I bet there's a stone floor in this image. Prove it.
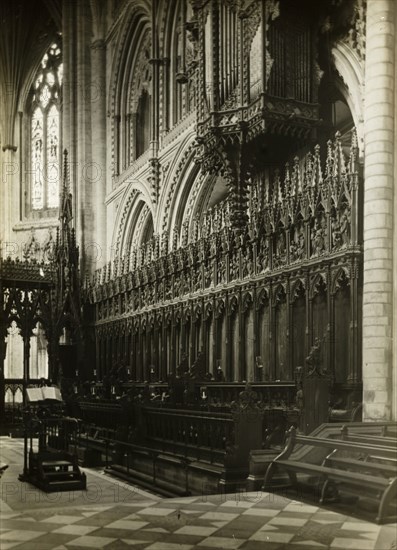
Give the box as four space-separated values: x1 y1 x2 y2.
0 437 396 549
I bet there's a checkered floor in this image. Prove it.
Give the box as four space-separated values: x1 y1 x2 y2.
1 437 396 549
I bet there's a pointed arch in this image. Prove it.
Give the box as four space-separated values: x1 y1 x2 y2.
332 42 364 155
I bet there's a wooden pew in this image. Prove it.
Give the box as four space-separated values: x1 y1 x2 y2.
324 453 396 479
263 426 397 524
340 425 397 448
383 424 397 438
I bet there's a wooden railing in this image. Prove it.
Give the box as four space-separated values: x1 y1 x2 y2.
143 406 234 464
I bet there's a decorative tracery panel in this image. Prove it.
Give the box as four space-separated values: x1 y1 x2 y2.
88 131 362 398
29 38 62 212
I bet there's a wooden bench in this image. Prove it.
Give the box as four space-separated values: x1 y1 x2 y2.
324 454 396 479
341 425 397 448
383 424 397 438
263 426 397 524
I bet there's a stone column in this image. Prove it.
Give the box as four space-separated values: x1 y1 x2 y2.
90 39 107 271
393 2 397 421
0 329 7 425
363 0 395 420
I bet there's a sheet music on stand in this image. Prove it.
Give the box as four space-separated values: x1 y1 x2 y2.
26 386 63 403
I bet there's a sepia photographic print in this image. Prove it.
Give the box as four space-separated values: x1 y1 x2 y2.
0 0 396 548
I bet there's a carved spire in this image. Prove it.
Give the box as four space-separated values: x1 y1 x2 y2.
51 150 82 378
54 150 79 291
349 128 359 174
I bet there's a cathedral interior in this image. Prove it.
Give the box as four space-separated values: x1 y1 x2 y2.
0 0 396 548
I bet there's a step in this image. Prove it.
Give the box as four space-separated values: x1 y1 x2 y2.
45 480 87 492
41 460 73 468
107 465 189 498
42 471 80 478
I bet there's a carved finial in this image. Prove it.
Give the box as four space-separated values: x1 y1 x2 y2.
273 169 281 205
291 156 300 197
277 169 283 203
325 139 334 179
313 144 323 186
284 162 291 198
304 151 313 190
349 128 359 173
334 131 346 179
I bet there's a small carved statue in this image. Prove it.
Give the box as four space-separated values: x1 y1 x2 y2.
340 210 351 245
289 239 298 262
331 217 342 249
312 220 325 256
261 248 269 271
305 338 322 376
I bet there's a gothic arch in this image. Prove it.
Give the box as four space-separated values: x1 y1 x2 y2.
107 3 151 118
17 35 59 113
310 272 328 300
108 4 151 172
332 42 364 154
257 288 269 310
158 136 197 236
114 183 154 259
290 278 306 303
331 266 350 295
273 283 287 304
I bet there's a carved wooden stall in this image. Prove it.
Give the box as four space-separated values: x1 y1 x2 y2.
84 0 363 419
0 151 84 432
73 382 297 494
86 131 362 416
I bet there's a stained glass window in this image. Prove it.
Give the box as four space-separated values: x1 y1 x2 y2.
30 38 62 211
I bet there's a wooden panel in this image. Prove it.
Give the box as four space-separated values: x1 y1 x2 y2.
232 315 239 381
312 292 327 343
275 302 288 380
292 296 306 370
259 307 270 380
245 308 254 382
334 287 350 383
207 317 214 375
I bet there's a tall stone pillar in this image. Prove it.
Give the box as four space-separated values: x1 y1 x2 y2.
0 147 18 250
90 39 107 271
363 0 396 420
393 2 397 421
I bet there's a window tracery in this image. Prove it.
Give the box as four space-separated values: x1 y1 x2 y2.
29 39 62 212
